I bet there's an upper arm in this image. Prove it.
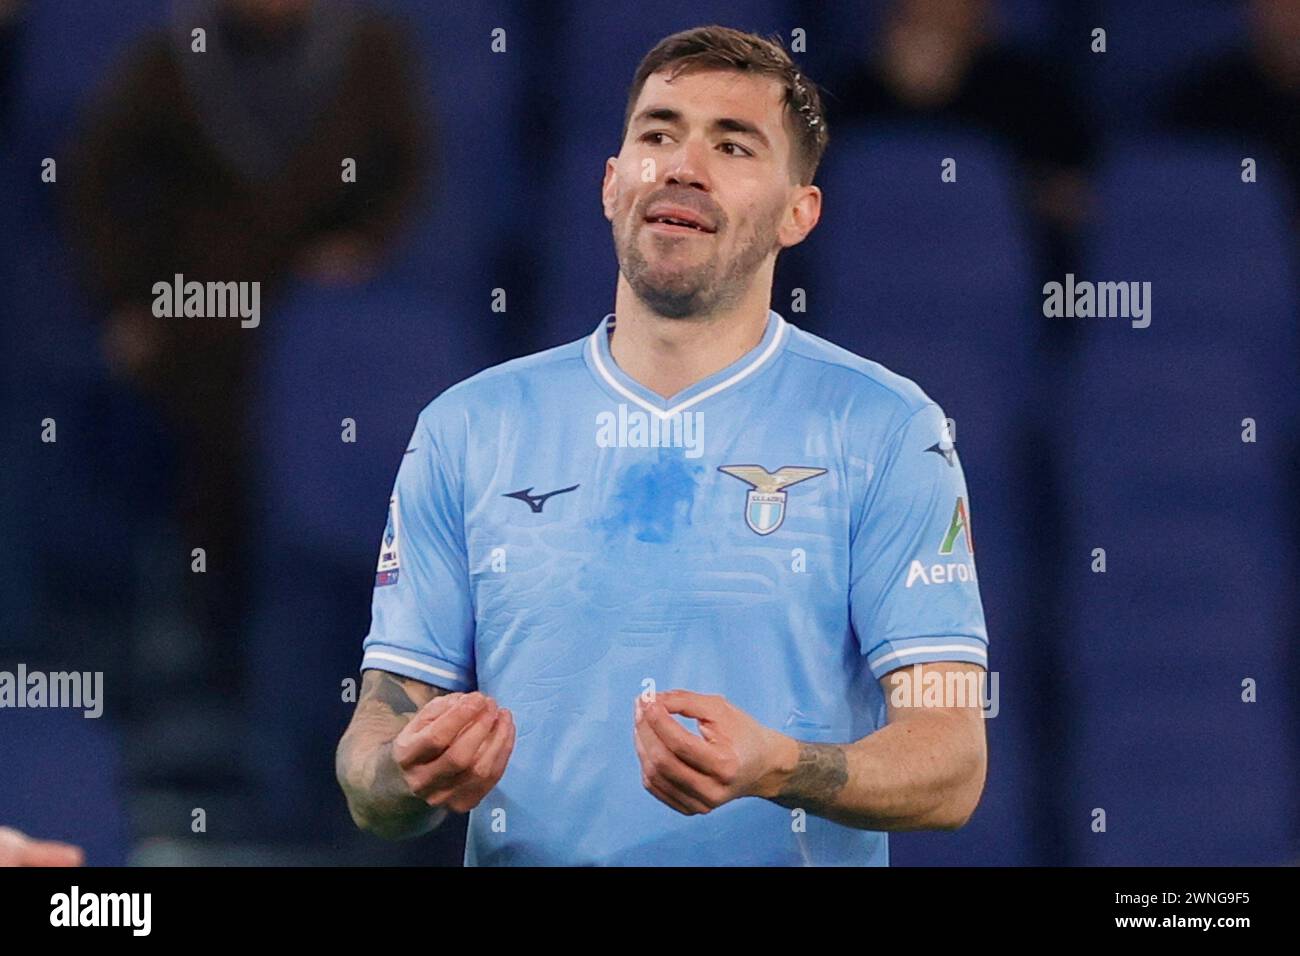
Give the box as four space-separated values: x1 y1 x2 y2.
877 661 989 825
879 662 989 730
360 408 477 691
849 402 989 680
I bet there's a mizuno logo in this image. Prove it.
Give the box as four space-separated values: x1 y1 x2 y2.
926 421 957 467
925 441 956 467
503 485 579 513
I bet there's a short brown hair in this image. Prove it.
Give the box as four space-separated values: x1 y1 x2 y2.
621 25 829 186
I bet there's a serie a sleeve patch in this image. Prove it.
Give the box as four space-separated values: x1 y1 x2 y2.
375 493 401 586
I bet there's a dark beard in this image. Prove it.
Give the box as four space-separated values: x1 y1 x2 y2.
614 211 779 320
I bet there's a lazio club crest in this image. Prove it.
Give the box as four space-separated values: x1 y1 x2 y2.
718 465 827 536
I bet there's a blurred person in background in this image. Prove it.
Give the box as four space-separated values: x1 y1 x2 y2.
62 0 429 696
1163 0 1300 225
0 0 23 134
826 0 1094 281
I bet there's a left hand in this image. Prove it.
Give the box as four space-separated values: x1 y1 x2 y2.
632 690 795 815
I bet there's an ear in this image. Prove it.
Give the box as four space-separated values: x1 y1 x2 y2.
777 184 822 250
601 157 619 222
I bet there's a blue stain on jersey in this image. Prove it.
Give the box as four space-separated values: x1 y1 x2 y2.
599 453 703 543
360 310 989 866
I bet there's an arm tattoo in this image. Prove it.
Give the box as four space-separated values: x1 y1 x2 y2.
774 743 849 812
338 671 451 838
369 671 419 715
357 669 448 718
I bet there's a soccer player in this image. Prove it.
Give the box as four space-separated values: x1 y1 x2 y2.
336 25 989 865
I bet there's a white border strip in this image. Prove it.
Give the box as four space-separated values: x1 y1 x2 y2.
589 315 787 420
362 651 466 684
869 643 988 669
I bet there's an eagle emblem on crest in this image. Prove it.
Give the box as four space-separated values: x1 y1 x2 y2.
718 465 827 536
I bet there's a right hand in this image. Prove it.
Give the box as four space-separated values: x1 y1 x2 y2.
391 692 516 813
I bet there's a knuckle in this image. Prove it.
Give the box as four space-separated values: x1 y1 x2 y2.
448 793 477 814
407 772 438 798
444 756 470 775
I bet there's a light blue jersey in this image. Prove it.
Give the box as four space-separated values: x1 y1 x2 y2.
361 310 988 865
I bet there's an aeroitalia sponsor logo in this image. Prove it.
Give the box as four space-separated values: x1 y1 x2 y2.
938 497 973 555
906 497 975 588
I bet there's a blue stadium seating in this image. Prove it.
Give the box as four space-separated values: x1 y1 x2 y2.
1057 139 1298 864
1082 1 1247 138
0 708 130 865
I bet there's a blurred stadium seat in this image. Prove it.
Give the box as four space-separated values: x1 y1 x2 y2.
1082 0 1247 138
0 709 129 866
1058 139 1299 864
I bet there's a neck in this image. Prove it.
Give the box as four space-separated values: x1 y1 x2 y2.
608 275 774 398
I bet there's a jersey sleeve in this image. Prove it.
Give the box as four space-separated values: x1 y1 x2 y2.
359 407 476 691
849 402 989 680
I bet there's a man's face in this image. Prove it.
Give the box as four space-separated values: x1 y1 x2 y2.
603 68 818 319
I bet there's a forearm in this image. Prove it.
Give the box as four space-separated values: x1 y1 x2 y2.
765 711 986 831
335 670 449 840
336 724 446 840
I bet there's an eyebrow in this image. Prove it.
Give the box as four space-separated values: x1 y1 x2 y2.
631 106 771 150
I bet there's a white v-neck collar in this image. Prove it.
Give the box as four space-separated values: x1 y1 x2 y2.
585 310 788 420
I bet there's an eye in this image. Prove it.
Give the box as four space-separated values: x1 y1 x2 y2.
719 141 753 157
640 131 671 145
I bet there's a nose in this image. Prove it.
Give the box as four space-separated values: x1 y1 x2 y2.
662 136 711 191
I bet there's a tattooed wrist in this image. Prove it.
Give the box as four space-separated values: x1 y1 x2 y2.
772 742 849 813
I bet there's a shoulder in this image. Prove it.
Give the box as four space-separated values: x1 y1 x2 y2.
782 322 942 432
413 335 590 439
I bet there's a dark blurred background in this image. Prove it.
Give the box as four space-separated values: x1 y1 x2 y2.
0 0 1296 866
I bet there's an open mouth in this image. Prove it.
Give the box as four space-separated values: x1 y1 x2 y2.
643 208 716 234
